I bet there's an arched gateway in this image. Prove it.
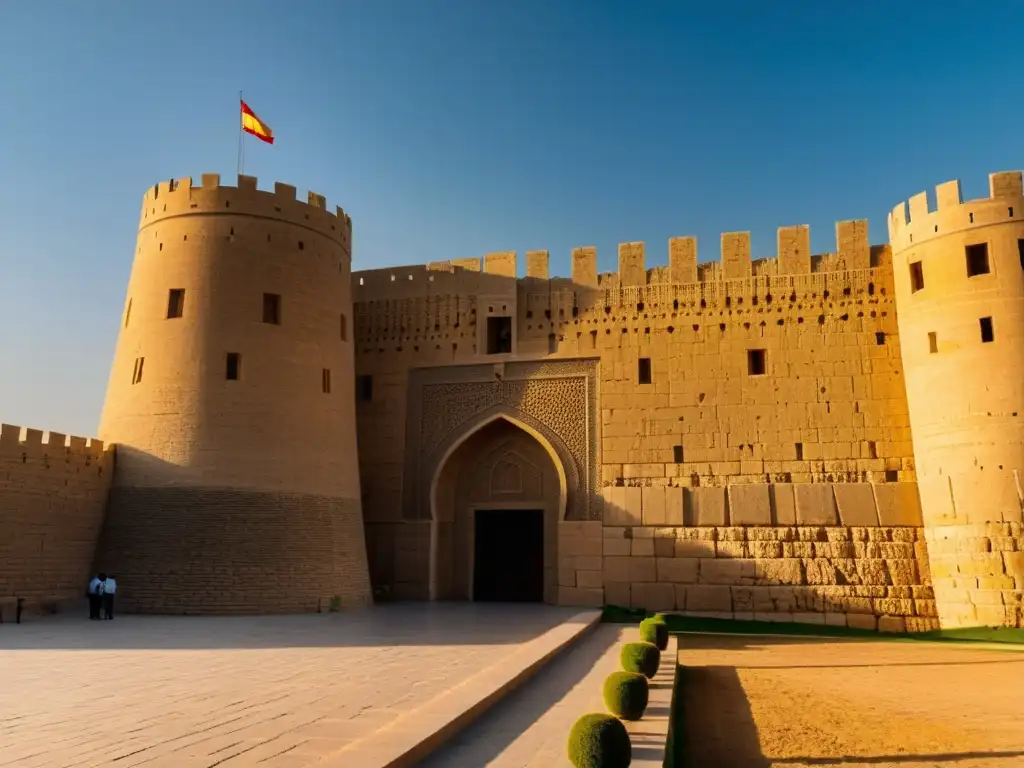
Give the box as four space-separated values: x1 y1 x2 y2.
428 413 567 602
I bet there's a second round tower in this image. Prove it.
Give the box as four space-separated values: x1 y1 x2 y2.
889 170 1024 628
95 173 372 614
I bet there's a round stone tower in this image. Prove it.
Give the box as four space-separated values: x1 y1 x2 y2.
889 170 1024 628
96 173 372 614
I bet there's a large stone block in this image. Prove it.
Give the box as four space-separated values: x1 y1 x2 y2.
834 483 880 526
664 486 684 525
754 558 804 584
685 487 727 526
728 484 772 526
641 487 667 525
770 483 797 524
629 556 658 582
603 556 632 583
699 558 754 584
675 538 716 558
794 484 839 526
631 538 655 557
603 486 641 526
604 581 631 607
682 585 732 612
873 482 924 527
632 582 675 612
656 557 699 583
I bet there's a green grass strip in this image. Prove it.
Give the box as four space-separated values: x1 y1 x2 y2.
601 605 1024 645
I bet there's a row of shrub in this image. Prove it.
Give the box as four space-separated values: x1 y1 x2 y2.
567 614 670 767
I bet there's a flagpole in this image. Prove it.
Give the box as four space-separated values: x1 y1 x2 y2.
237 90 244 175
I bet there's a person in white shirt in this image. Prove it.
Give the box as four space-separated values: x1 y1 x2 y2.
100 574 116 620
87 574 103 620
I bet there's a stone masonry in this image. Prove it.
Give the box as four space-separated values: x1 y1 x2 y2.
2 169 1023 628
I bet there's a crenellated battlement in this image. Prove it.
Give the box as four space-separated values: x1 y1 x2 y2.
887 170 1024 253
139 173 352 252
0 423 113 468
352 218 883 302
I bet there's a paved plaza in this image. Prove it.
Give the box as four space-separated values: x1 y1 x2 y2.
0 604 592 768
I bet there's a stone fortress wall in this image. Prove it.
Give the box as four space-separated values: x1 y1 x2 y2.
0 424 112 614
352 171 1024 629
0 169 1020 629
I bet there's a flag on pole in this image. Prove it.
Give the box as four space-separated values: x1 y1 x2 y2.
240 100 274 144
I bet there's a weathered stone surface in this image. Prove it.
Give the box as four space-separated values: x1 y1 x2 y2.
683 585 732 612
834 484 880 526
657 557 699 583
686 487 727 526
795 484 839 526
728 484 772 526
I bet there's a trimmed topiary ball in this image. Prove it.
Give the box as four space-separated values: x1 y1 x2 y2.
639 618 668 651
621 641 661 679
602 670 649 720
567 712 632 768
650 613 668 624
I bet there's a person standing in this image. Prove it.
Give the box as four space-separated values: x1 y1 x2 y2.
101 574 117 620
87 573 103 620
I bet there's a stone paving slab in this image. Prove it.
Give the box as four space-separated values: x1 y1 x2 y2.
418 626 675 767
0 604 595 768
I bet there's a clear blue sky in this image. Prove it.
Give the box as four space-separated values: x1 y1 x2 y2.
0 1 1020 436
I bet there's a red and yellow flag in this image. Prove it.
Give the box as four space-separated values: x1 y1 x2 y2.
240 100 274 144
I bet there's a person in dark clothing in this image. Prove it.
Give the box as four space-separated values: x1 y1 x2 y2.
87 573 104 620
101 574 116 620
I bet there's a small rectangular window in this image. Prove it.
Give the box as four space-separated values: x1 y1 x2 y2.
966 243 990 277
638 357 652 384
263 293 281 325
980 316 994 343
885 469 899 482
795 442 804 460
868 441 878 459
1018 239 1024 270
673 445 684 464
131 357 144 385
357 374 373 402
909 261 925 293
340 314 347 341
322 368 331 394
124 298 132 328
875 332 886 345
928 331 938 354
747 349 767 376
167 288 185 319
486 316 512 354
225 352 240 380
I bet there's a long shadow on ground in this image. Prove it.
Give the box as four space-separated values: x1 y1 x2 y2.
679 665 771 768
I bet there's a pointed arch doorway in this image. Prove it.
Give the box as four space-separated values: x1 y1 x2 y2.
428 413 566 603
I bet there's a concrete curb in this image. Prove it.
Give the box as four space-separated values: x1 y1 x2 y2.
320 608 603 767
621 633 677 767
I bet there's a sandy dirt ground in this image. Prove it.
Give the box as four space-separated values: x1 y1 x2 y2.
678 633 1024 768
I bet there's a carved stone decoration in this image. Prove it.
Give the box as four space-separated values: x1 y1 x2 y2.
490 457 525 495
403 359 599 521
